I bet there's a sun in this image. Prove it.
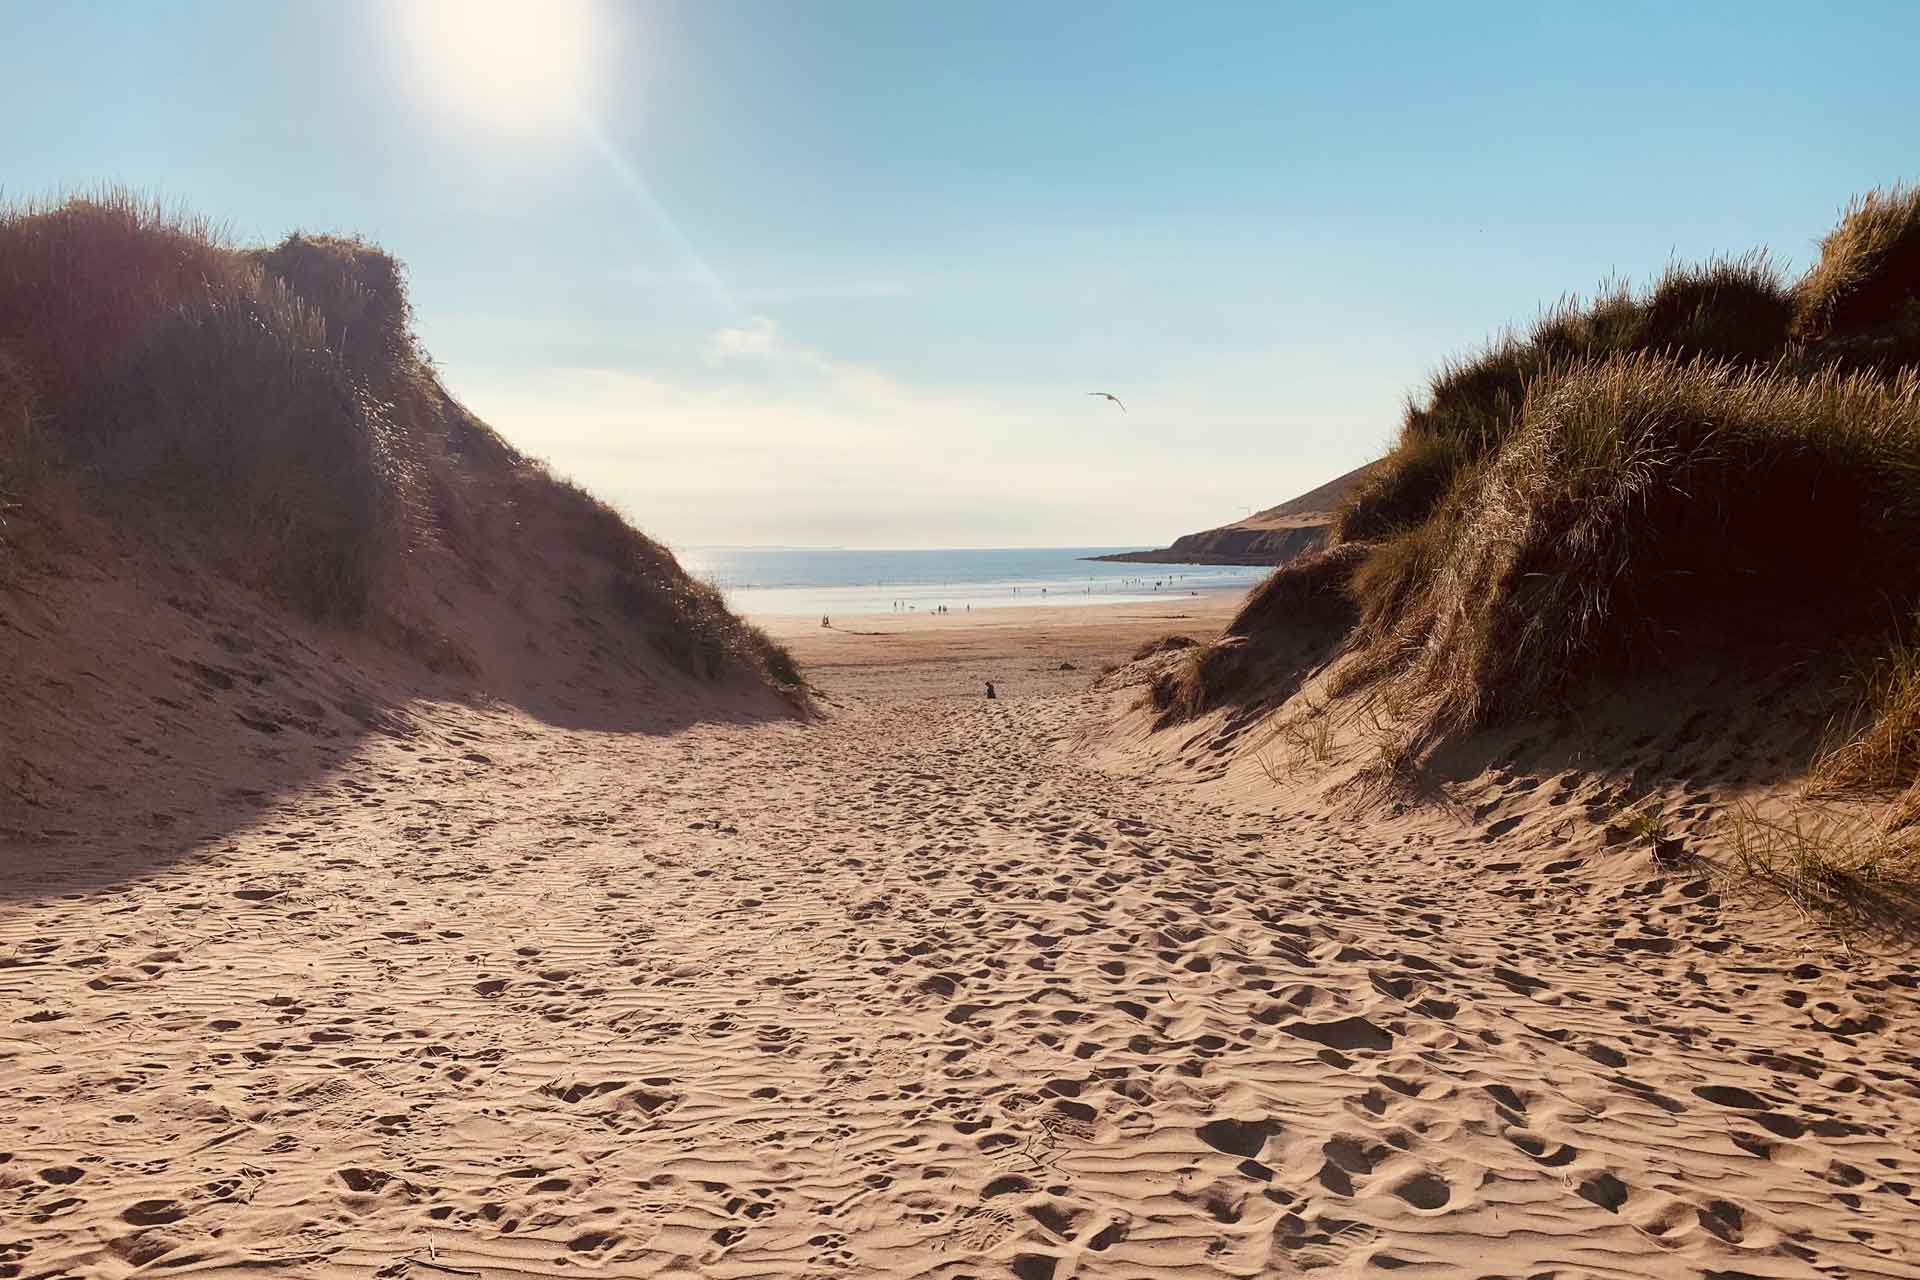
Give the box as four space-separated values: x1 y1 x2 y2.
387 0 606 139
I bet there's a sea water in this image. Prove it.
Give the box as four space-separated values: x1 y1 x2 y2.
674 546 1269 618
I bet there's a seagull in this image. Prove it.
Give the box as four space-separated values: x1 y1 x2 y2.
1087 391 1126 412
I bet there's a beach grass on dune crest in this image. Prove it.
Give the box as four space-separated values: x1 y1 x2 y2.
1174 184 1920 906
1793 183 1920 367
1330 188 1920 755
1334 254 1795 545
0 187 798 687
249 232 418 378
1328 190 1920 754
1347 354 1920 741
0 190 389 616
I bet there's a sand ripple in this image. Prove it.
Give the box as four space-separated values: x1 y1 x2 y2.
4 680 1920 1277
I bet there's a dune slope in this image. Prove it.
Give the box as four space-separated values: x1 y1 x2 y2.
1143 187 1920 899
0 194 799 872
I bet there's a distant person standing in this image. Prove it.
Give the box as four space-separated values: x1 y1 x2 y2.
984 681 996 700
822 615 830 628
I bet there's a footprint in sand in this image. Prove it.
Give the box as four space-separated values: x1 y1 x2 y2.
937 1204 1023 1253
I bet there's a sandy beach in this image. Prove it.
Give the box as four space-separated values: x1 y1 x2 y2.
4 595 1918 1279
752 593 1248 702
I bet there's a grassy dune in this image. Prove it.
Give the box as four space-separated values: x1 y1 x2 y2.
0 190 796 686
1157 185 1920 898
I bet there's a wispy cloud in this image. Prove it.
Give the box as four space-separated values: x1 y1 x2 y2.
704 315 782 362
440 321 1381 547
698 317 953 423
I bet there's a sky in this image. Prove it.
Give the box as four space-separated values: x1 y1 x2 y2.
3 1 1918 550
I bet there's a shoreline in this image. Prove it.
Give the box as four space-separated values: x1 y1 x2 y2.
750 590 1247 702
684 550 1268 621
743 583 1252 631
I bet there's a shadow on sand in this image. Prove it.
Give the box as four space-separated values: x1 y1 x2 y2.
0 536 799 899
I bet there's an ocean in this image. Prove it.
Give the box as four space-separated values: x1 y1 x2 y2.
673 546 1270 618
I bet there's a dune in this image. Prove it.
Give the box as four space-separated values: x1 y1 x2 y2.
1142 186 1920 901
0 193 799 886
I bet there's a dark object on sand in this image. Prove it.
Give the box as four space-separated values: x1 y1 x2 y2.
1058 661 1077 671
985 682 996 699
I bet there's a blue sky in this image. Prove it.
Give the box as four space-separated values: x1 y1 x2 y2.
4 1 1916 548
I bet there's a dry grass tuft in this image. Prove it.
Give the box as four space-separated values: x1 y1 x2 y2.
1255 696 1339 782
1334 430 1479 545
0 191 241 409
1726 801 1920 927
1793 184 1920 364
1346 522 1440 644
1227 542 1366 637
1810 630 1920 810
1643 253 1795 363
1147 639 1241 722
252 232 415 375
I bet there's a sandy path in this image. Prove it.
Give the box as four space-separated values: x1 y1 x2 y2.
4 604 1920 1278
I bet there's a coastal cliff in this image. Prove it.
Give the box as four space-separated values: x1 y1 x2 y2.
1092 462 1375 565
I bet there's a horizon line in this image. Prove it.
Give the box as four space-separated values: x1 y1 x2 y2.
672 542 1169 553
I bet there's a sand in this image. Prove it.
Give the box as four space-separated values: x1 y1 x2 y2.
4 597 1920 1279
755 595 1245 704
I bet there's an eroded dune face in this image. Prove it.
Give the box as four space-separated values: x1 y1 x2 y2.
3 608 1916 1278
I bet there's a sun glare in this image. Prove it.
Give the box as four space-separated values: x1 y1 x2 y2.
388 0 605 138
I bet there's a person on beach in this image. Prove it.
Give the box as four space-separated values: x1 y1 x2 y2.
822 615 830 628
984 681 995 699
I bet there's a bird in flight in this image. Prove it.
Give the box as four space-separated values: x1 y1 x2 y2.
1087 391 1126 412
